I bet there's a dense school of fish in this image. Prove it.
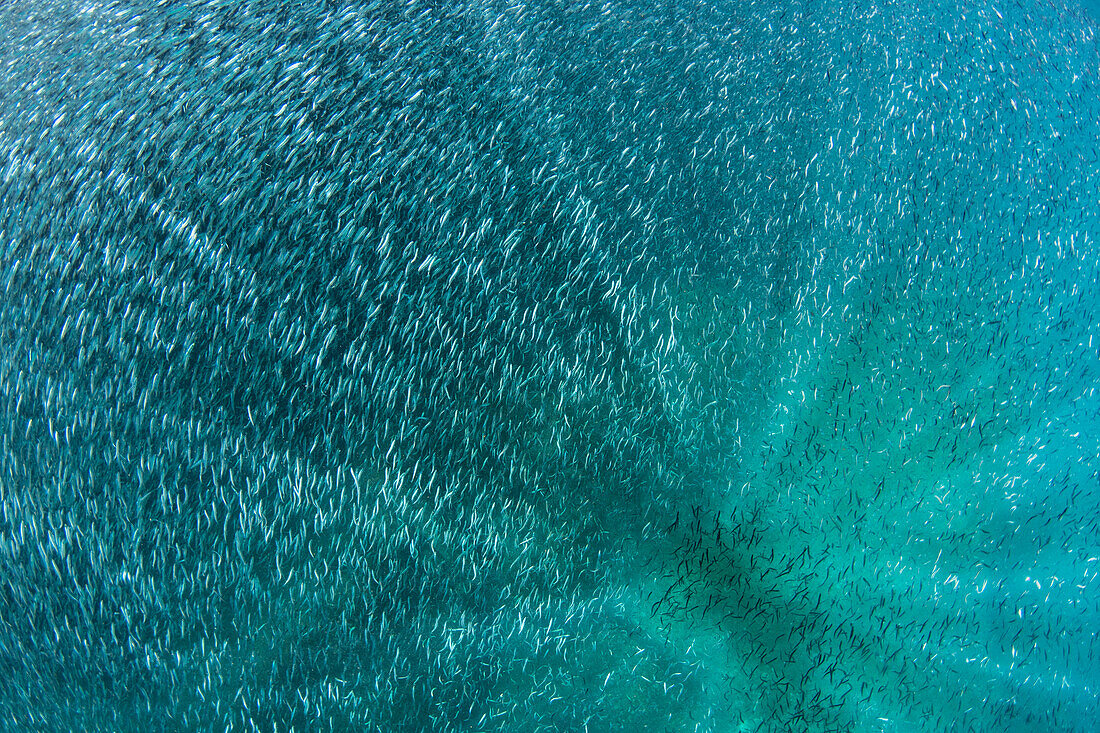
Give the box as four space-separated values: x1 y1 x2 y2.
1 0 1098 730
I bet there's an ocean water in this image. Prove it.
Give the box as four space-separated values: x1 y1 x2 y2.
0 0 1097 731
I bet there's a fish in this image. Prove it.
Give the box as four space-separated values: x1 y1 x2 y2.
0 0 1097 731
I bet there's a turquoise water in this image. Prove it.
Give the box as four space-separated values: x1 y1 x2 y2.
0 0 1097 731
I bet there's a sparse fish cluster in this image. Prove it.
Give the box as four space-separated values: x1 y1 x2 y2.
0 0 1097 731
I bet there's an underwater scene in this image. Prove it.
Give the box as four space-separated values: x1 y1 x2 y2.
0 0 1098 730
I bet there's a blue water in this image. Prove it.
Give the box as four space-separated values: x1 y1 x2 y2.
0 0 1097 731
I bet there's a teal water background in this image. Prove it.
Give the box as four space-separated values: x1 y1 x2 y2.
0 0 1097 731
